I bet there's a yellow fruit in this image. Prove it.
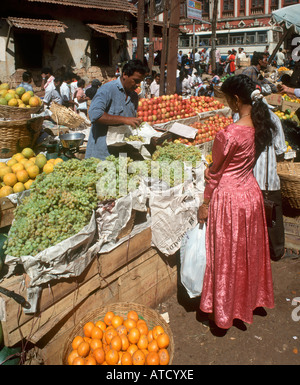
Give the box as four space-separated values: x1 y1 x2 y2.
21 147 35 159
48 159 56 164
27 165 40 179
0 166 12 180
0 162 6 169
3 173 17 187
24 179 34 190
16 169 29 183
13 182 25 193
8 98 18 107
21 92 32 105
19 158 29 166
0 185 13 198
24 160 35 170
7 89 16 95
0 83 9 90
29 96 40 107
0 89 8 98
11 163 24 173
35 154 47 169
12 153 25 162
5 93 14 102
16 87 26 97
43 163 54 174
19 103 27 108
30 157 36 163
54 158 64 165
6 158 18 167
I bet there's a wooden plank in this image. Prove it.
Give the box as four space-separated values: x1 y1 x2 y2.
0 197 16 228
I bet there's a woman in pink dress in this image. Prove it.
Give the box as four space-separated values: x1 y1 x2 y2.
198 74 275 330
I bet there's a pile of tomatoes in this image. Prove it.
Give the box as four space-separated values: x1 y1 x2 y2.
137 94 224 125
67 309 171 365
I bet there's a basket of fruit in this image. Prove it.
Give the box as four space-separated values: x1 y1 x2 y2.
0 117 44 159
0 84 43 120
277 162 300 209
50 102 88 129
62 302 174 366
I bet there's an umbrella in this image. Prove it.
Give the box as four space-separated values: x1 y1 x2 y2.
271 4 300 34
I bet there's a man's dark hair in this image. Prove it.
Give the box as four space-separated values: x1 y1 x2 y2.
63 72 73 82
77 79 86 88
251 51 267 66
122 60 149 77
41 67 53 75
22 71 32 82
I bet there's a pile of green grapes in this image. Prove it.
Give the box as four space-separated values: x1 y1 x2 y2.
152 141 202 167
4 158 101 258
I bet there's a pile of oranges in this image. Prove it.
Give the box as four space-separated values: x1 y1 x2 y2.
67 309 171 366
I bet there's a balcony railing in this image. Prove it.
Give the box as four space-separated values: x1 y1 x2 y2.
250 6 264 15
222 10 234 17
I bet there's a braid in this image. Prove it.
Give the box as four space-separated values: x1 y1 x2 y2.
221 74 276 157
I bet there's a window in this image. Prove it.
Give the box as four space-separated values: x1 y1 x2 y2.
90 37 110 66
240 0 245 9
217 35 228 46
14 31 43 69
199 38 210 46
258 32 267 43
245 33 256 44
251 0 264 7
284 0 298 4
179 36 190 48
230 34 244 45
202 0 210 15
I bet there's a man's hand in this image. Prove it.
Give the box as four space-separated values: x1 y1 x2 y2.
204 166 211 183
125 116 142 128
197 203 209 224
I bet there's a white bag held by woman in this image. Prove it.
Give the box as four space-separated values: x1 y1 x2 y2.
180 223 206 298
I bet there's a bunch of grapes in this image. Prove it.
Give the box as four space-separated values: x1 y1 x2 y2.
152 141 202 167
4 158 101 258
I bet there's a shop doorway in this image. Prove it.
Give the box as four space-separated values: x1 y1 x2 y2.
14 32 43 69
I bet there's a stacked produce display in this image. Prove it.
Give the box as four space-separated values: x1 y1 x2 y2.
0 83 42 108
137 94 224 124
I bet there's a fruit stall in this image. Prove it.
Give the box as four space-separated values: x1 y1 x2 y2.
0 83 299 365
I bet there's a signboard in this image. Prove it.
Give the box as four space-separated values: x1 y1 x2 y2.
186 0 202 21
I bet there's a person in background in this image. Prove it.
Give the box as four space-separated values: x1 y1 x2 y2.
178 50 183 68
74 79 89 117
190 70 203 96
215 48 221 75
228 50 236 74
198 74 275 331
60 72 76 108
235 47 247 68
194 49 201 76
276 48 285 68
41 67 55 94
225 50 232 74
278 84 300 99
264 45 270 58
150 73 160 98
70 74 80 100
140 75 152 99
242 51 278 94
43 76 63 107
85 59 148 160
85 79 102 101
18 71 34 92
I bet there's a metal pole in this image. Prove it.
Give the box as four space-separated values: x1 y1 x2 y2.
160 0 169 95
166 0 180 95
148 0 155 73
137 0 145 62
211 0 218 73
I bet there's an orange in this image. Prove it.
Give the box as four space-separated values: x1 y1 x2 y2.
16 169 29 183
146 351 160 365
0 185 13 198
137 320 148 336
111 315 123 329
105 327 118 345
127 310 139 322
148 339 159 353
95 320 107 332
128 327 140 344
0 166 12 180
147 330 154 343
72 335 84 351
124 318 137 331
11 163 24 173
121 351 133 365
43 163 54 174
18 158 29 166
137 334 148 350
12 153 24 162
153 325 164 340
105 349 119 365
157 333 170 349
93 348 105 365
13 182 25 193
85 355 97 365
83 336 92 344
6 158 18 168
120 334 130 351
91 326 103 340
67 349 79 365
24 179 34 190
158 348 170 365
110 335 122 352
104 311 115 326
27 165 40 179
90 338 102 351
132 349 146 365
127 344 138 356
3 173 17 187
103 343 110 354
83 321 95 338
72 356 85 365
116 324 128 336
77 341 90 357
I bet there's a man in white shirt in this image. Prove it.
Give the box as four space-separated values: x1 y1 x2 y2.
194 49 201 75
236 47 247 68
150 73 160 97
276 48 285 68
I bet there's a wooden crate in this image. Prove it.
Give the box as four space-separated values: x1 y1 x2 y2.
284 215 300 251
0 227 177 364
0 197 16 229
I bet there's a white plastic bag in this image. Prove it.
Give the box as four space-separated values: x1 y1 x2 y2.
180 223 206 298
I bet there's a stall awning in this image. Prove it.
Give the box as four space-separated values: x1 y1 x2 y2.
7 17 68 33
271 4 300 35
87 24 129 39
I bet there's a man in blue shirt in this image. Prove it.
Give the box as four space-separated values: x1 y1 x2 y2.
85 60 148 160
18 71 34 92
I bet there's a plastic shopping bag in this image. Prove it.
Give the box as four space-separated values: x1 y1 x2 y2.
180 223 206 298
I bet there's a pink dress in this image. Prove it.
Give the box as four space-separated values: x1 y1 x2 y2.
200 123 274 329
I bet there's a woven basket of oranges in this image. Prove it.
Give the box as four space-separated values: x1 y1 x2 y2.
62 302 174 366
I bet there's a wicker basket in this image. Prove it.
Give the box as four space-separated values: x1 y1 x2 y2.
0 117 44 158
50 102 87 129
61 302 174 365
277 162 300 209
0 103 43 120
213 85 225 98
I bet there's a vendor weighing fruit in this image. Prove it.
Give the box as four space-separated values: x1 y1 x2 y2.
85 60 149 160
